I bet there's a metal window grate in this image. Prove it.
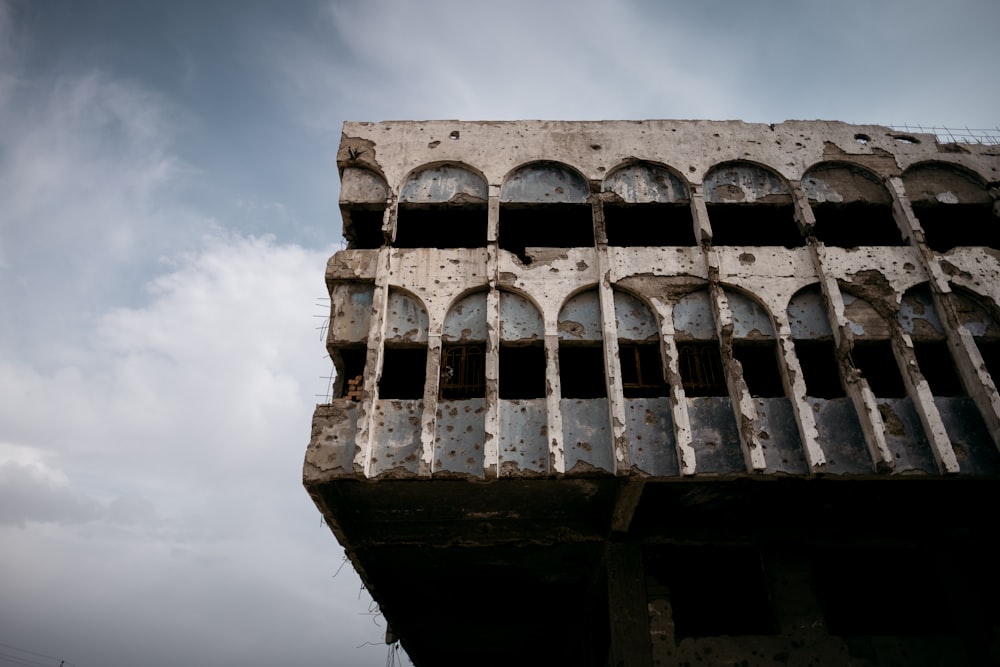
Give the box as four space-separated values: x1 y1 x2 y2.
678 343 726 396
440 344 486 399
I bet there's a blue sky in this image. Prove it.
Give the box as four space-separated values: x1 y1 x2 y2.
0 1 997 666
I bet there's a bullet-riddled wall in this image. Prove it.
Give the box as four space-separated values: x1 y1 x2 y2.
307 120 1000 483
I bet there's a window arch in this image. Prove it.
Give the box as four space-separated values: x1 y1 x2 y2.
396 163 488 249
614 289 667 398
703 161 803 247
802 162 903 247
902 162 996 251
557 288 605 398
602 162 695 246
787 285 845 398
379 289 429 399
841 290 907 398
440 290 488 400
499 290 545 400
340 167 389 249
499 162 594 262
727 288 784 397
672 288 726 396
952 288 1000 384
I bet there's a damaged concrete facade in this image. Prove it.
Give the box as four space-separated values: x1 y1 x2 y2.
305 120 1000 666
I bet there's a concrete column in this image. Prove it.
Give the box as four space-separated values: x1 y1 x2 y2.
483 189 501 478
887 176 1000 455
707 249 766 473
420 333 441 476
772 313 827 471
544 332 566 474
809 243 894 472
650 298 697 475
355 228 393 477
595 197 630 474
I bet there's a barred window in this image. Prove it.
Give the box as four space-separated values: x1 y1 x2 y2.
440 344 486 400
678 343 726 397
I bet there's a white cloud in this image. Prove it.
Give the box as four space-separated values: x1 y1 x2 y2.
0 233 395 666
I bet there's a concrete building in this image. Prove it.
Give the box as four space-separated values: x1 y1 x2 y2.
304 120 1000 666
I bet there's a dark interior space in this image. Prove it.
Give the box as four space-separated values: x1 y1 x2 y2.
343 206 385 249
732 342 785 397
619 343 668 398
440 343 486 400
499 204 595 263
913 341 966 396
975 339 1000 385
911 203 998 252
794 340 846 398
379 346 428 399
604 203 697 246
332 346 367 399
395 205 488 249
644 544 777 637
851 341 907 398
499 343 546 399
678 342 727 397
812 546 956 636
811 202 904 247
707 204 804 247
559 344 607 398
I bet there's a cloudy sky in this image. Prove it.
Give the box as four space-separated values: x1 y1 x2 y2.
0 1 997 665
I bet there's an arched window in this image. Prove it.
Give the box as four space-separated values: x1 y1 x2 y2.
499 291 545 399
902 163 996 251
499 162 593 263
787 285 845 398
703 162 803 247
379 289 429 399
952 289 1000 384
328 282 374 400
672 288 726 396
440 291 488 399
557 288 605 398
602 162 695 246
841 291 906 398
802 163 903 247
614 289 668 397
340 167 388 249
898 284 964 396
727 289 784 397
396 164 488 249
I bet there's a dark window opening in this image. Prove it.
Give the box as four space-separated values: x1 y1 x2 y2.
913 341 965 396
394 205 488 249
794 340 846 398
379 346 427 399
812 547 955 636
559 344 606 398
619 343 668 398
707 204 804 247
332 346 367 401
604 203 696 246
811 203 904 247
977 340 1000 385
732 342 784 397
912 203 998 252
499 204 595 263
342 206 385 249
678 342 727 397
440 343 486 400
499 343 546 400
851 341 906 398
644 545 777 637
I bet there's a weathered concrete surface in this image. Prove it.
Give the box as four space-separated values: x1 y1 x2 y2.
307 120 1000 667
